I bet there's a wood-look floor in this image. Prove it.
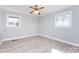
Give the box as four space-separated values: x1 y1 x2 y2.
0 36 79 53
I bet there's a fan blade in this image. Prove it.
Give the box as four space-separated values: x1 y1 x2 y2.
30 11 34 14
38 12 40 15
29 6 34 8
39 7 44 9
34 5 38 7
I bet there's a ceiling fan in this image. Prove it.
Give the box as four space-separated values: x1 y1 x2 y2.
29 5 45 15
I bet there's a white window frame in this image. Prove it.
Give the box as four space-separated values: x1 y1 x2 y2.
55 11 72 28
7 14 21 27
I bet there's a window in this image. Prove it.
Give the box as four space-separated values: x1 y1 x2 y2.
7 14 21 27
55 11 72 28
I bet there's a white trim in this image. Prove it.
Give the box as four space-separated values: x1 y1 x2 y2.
2 34 40 42
40 34 79 47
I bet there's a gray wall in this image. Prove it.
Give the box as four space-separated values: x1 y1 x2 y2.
0 11 2 40
1 10 39 40
40 6 79 44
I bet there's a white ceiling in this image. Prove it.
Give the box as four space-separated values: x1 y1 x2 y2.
0 5 76 17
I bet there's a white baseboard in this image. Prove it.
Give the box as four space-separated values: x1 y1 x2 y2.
40 34 79 47
2 34 40 42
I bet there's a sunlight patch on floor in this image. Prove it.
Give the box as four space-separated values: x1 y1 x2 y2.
51 49 63 53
